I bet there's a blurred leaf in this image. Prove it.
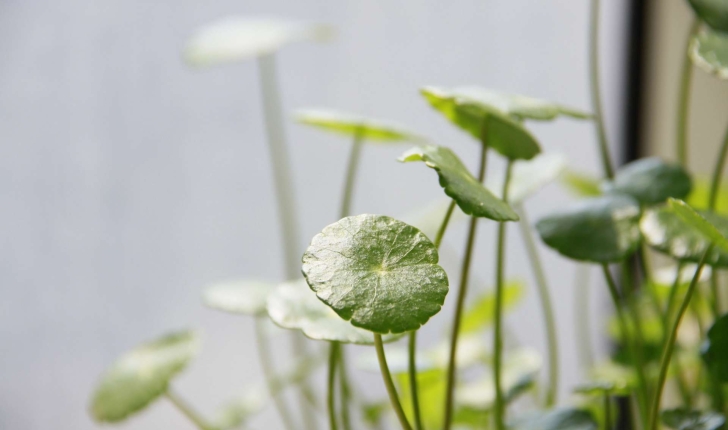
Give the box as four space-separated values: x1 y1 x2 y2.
399 145 519 221
184 17 333 67
399 199 468 241
488 153 568 204
202 280 272 316
661 408 725 430
687 177 728 213
561 170 603 197
702 313 728 382
397 369 447 428
302 214 449 334
536 194 642 262
668 198 728 253
362 401 389 428
588 361 638 394
510 408 598 430
294 109 424 142
686 0 728 33
690 27 728 80
460 281 526 334
605 157 692 205
574 381 631 397
89 330 199 423
211 392 266 430
453 407 490 429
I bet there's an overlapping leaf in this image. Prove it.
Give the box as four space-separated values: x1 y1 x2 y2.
202 280 272 316
605 157 692 205
687 0 728 32
510 408 598 430
690 27 728 80
295 109 423 142
668 198 728 252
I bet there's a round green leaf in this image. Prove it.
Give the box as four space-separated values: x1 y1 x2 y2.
511 408 598 430
202 280 272 316
399 145 519 221
691 27 728 80
183 17 334 67
661 408 726 430
640 206 728 267
267 280 402 344
701 312 728 382
687 0 728 32
302 214 449 334
420 86 542 160
488 153 568 204
536 194 642 262
89 330 200 423
605 157 692 205
294 109 424 142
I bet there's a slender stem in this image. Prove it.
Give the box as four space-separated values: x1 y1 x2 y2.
374 334 413 430
434 201 457 249
515 203 559 407
328 342 340 430
664 262 685 328
340 131 364 219
659 263 692 407
649 247 712 430
443 141 488 430
575 265 595 373
676 19 701 167
165 388 212 430
620 262 651 412
604 393 612 430
708 124 728 318
254 318 297 430
408 332 424 430
589 0 614 178
494 160 514 430
338 347 352 430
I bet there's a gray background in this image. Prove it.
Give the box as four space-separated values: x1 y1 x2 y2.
0 0 629 428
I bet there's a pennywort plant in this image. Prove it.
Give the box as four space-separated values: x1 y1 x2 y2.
89 3 728 430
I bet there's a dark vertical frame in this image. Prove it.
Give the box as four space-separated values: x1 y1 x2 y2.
622 0 651 164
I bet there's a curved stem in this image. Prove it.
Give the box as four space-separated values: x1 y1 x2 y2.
708 124 728 317
254 318 297 430
408 332 424 430
338 347 352 430
575 265 595 373
676 19 701 167
659 263 692 407
443 142 488 430
165 388 212 430
515 203 559 407
374 334 413 430
340 131 364 219
434 201 457 249
620 262 651 414
328 342 340 430
649 247 712 430
494 160 514 430
589 0 615 178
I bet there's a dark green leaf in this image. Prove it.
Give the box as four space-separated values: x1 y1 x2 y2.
302 214 449 334
510 408 599 430
488 154 567 204
605 157 692 205
690 27 728 80
687 0 728 32
89 331 199 423
661 408 725 430
399 145 519 221
202 279 272 316
295 109 424 142
536 194 642 262
668 198 728 252
702 313 728 382
420 87 542 160
183 17 334 67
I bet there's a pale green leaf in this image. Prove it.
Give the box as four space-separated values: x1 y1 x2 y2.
561 170 603 197
488 153 568 204
460 281 526 333
295 109 424 142
211 392 266 430
202 280 272 316
605 157 692 205
687 0 728 32
687 177 728 213
690 27 728 80
661 408 725 430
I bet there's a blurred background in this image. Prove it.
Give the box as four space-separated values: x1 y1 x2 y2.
2 0 726 429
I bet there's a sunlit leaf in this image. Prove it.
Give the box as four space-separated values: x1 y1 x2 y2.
687 177 728 213
690 27 728 80
701 313 728 382
460 281 526 333
510 408 598 430
202 280 272 316
183 17 334 67
488 154 568 204
668 198 728 252
536 194 642 262
302 214 449 334
661 408 726 430
687 0 728 32
605 157 692 205
397 369 447 428
89 331 200 423
561 170 603 197
294 109 424 142
267 280 401 344
399 145 519 221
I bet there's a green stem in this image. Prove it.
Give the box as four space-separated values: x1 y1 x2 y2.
515 203 559 407
676 19 701 167
708 124 728 318
649 247 712 430
620 262 651 412
338 347 352 430
434 201 457 249
328 342 340 430
494 160 514 430
254 318 297 430
443 141 488 430
664 263 685 328
340 131 364 218
589 0 615 178
659 263 692 407
575 265 595 373
165 388 212 430
604 393 612 430
374 334 413 430
408 332 424 430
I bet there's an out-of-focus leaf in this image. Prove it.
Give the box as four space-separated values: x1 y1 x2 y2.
202 280 272 316
397 369 447 428
687 178 728 213
661 408 726 430
294 109 424 142
398 199 468 241
362 401 389 428
460 281 526 333
605 157 692 205
702 313 728 382
488 153 568 204
574 380 631 397
588 361 638 394
690 27 728 80
561 170 603 197
687 0 728 32
668 198 728 253
510 408 599 430
211 392 266 430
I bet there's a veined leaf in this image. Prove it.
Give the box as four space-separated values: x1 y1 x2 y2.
661 408 725 430
294 109 424 142
687 0 728 33
488 153 568 204
202 279 272 316
605 157 692 205
690 27 728 80
701 313 728 382
460 281 526 333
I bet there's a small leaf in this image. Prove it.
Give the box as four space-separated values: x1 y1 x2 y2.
399 145 519 221
420 87 542 160
536 194 642 262
460 281 526 333
302 214 449 334
561 170 603 197
488 153 568 204
690 27 728 80
211 393 266 430
295 109 424 142
574 381 630 396
687 0 728 32
267 280 402 344
510 408 599 430
661 408 726 430
89 331 200 423
202 280 272 316
701 312 728 382
183 17 334 67
668 198 728 252
605 157 692 205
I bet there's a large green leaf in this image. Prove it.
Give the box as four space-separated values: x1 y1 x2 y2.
690 27 728 80
687 0 728 32
202 280 272 316
536 194 642 262
668 198 728 252
460 281 526 333
640 206 728 267
702 313 728 382
267 280 401 344
420 87 542 160
605 157 692 205
183 17 334 67
294 109 423 142
399 145 519 221
661 408 726 430
302 214 449 334
89 331 199 423
510 408 599 430
488 153 567 204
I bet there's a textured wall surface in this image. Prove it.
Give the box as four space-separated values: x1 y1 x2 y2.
0 1 629 428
